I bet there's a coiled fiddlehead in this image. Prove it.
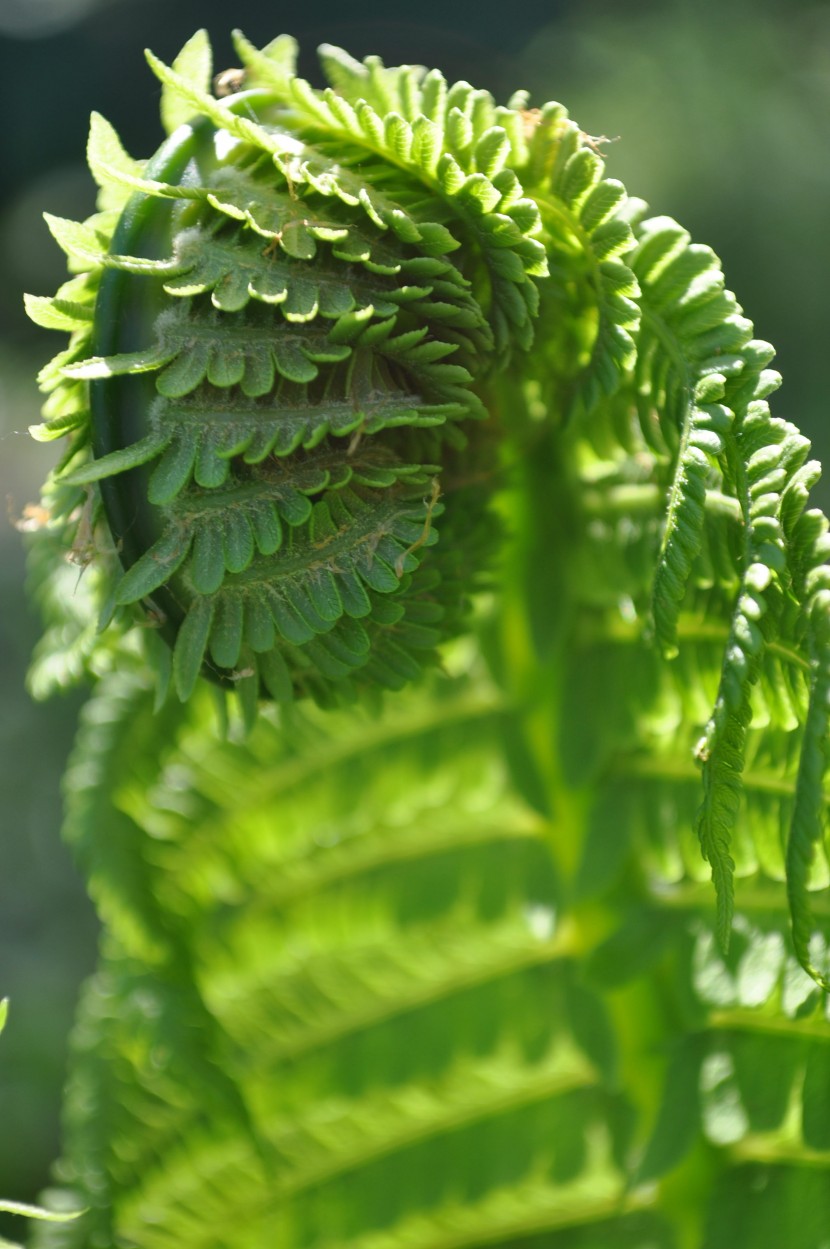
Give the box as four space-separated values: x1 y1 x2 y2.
29 31 540 714
25 32 830 992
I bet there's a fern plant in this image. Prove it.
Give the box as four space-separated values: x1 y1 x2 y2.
19 29 830 1248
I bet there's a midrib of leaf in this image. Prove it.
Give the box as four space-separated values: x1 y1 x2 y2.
573 609 810 676
217 817 545 914
212 924 571 1065
121 1095 645 1249
638 303 690 382
532 190 595 265
654 882 830 920
323 1175 657 1249
177 684 508 831
260 1048 598 1202
221 494 436 584
137 742 535 915
118 1089 643 1249
708 1008 830 1041
617 751 826 803
157 391 426 428
532 187 618 378
728 1135 830 1169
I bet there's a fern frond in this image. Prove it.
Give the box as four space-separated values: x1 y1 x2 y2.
521 111 641 421
610 202 830 964
630 216 749 655
29 42 517 709
787 595 830 990
158 28 213 136
23 29 830 1249
32 667 670 1249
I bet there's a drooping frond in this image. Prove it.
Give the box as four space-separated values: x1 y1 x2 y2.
550 199 830 972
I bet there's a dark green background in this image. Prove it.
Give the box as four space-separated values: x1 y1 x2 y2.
1 0 828 1230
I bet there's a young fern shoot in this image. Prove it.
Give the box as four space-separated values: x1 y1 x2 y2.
20 28 830 1249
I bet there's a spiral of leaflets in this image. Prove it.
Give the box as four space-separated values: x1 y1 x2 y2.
28 30 553 717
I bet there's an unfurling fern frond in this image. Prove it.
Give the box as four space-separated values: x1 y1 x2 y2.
22 26 830 1249
28 41 520 713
